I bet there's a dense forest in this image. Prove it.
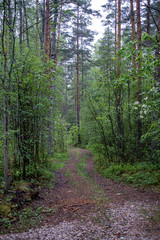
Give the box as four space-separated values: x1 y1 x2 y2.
0 0 160 194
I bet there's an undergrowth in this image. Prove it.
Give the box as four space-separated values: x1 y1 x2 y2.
50 152 70 171
0 152 70 234
99 162 160 187
76 153 89 177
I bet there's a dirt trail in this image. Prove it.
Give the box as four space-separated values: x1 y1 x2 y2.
1 148 160 240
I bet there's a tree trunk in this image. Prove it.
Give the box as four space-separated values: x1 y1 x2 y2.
155 2 160 82
23 0 30 48
55 2 62 115
116 0 124 159
114 0 117 73
136 0 142 158
44 0 54 155
65 75 68 124
117 0 121 76
40 0 45 52
55 1 62 72
76 4 81 145
48 0 59 155
128 0 136 133
8 0 12 54
52 0 58 64
81 36 84 99
19 0 23 50
130 0 136 69
36 0 39 56
147 0 150 35
151 2 160 163
44 0 51 59
2 0 9 192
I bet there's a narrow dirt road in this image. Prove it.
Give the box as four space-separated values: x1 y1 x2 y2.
1 148 160 240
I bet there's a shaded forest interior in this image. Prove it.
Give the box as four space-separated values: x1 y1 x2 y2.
0 0 160 193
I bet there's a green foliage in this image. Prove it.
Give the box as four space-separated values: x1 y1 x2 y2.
0 39 70 188
53 117 68 152
101 162 160 187
0 204 46 233
76 153 89 177
50 152 70 171
0 151 71 232
30 165 54 180
68 126 79 146
0 151 70 233
79 24 160 169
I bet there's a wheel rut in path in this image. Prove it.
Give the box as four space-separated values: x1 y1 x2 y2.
1 148 160 240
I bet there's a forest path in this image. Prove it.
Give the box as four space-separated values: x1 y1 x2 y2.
1 148 160 240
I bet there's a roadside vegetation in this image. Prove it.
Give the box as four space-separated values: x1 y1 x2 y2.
0 152 70 233
98 162 160 187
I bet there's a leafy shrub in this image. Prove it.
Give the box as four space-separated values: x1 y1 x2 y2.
68 126 79 146
103 165 124 179
101 162 160 186
127 172 159 185
50 152 70 170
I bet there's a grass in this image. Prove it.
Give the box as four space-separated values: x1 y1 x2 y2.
140 206 160 228
76 153 89 177
64 169 71 177
0 151 70 233
47 152 70 188
76 151 81 160
75 153 108 206
50 152 70 171
100 162 160 187
149 207 160 225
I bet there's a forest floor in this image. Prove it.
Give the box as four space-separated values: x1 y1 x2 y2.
1 148 160 240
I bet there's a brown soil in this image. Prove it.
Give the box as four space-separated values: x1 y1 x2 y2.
31 148 160 239
1 148 160 240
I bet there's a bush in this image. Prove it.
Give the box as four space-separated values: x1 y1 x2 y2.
127 172 159 185
101 162 160 186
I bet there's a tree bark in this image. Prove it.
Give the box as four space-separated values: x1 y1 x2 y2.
19 0 23 50
52 0 58 64
147 0 150 35
2 0 9 192
23 0 30 48
81 36 84 99
136 0 142 158
116 0 124 159
36 0 39 56
155 3 160 82
151 3 160 163
44 0 51 59
55 2 62 69
44 0 54 155
76 4 81 145
65 75 68 124
40 0 45 52
130 0 136 69
114 0 117 73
